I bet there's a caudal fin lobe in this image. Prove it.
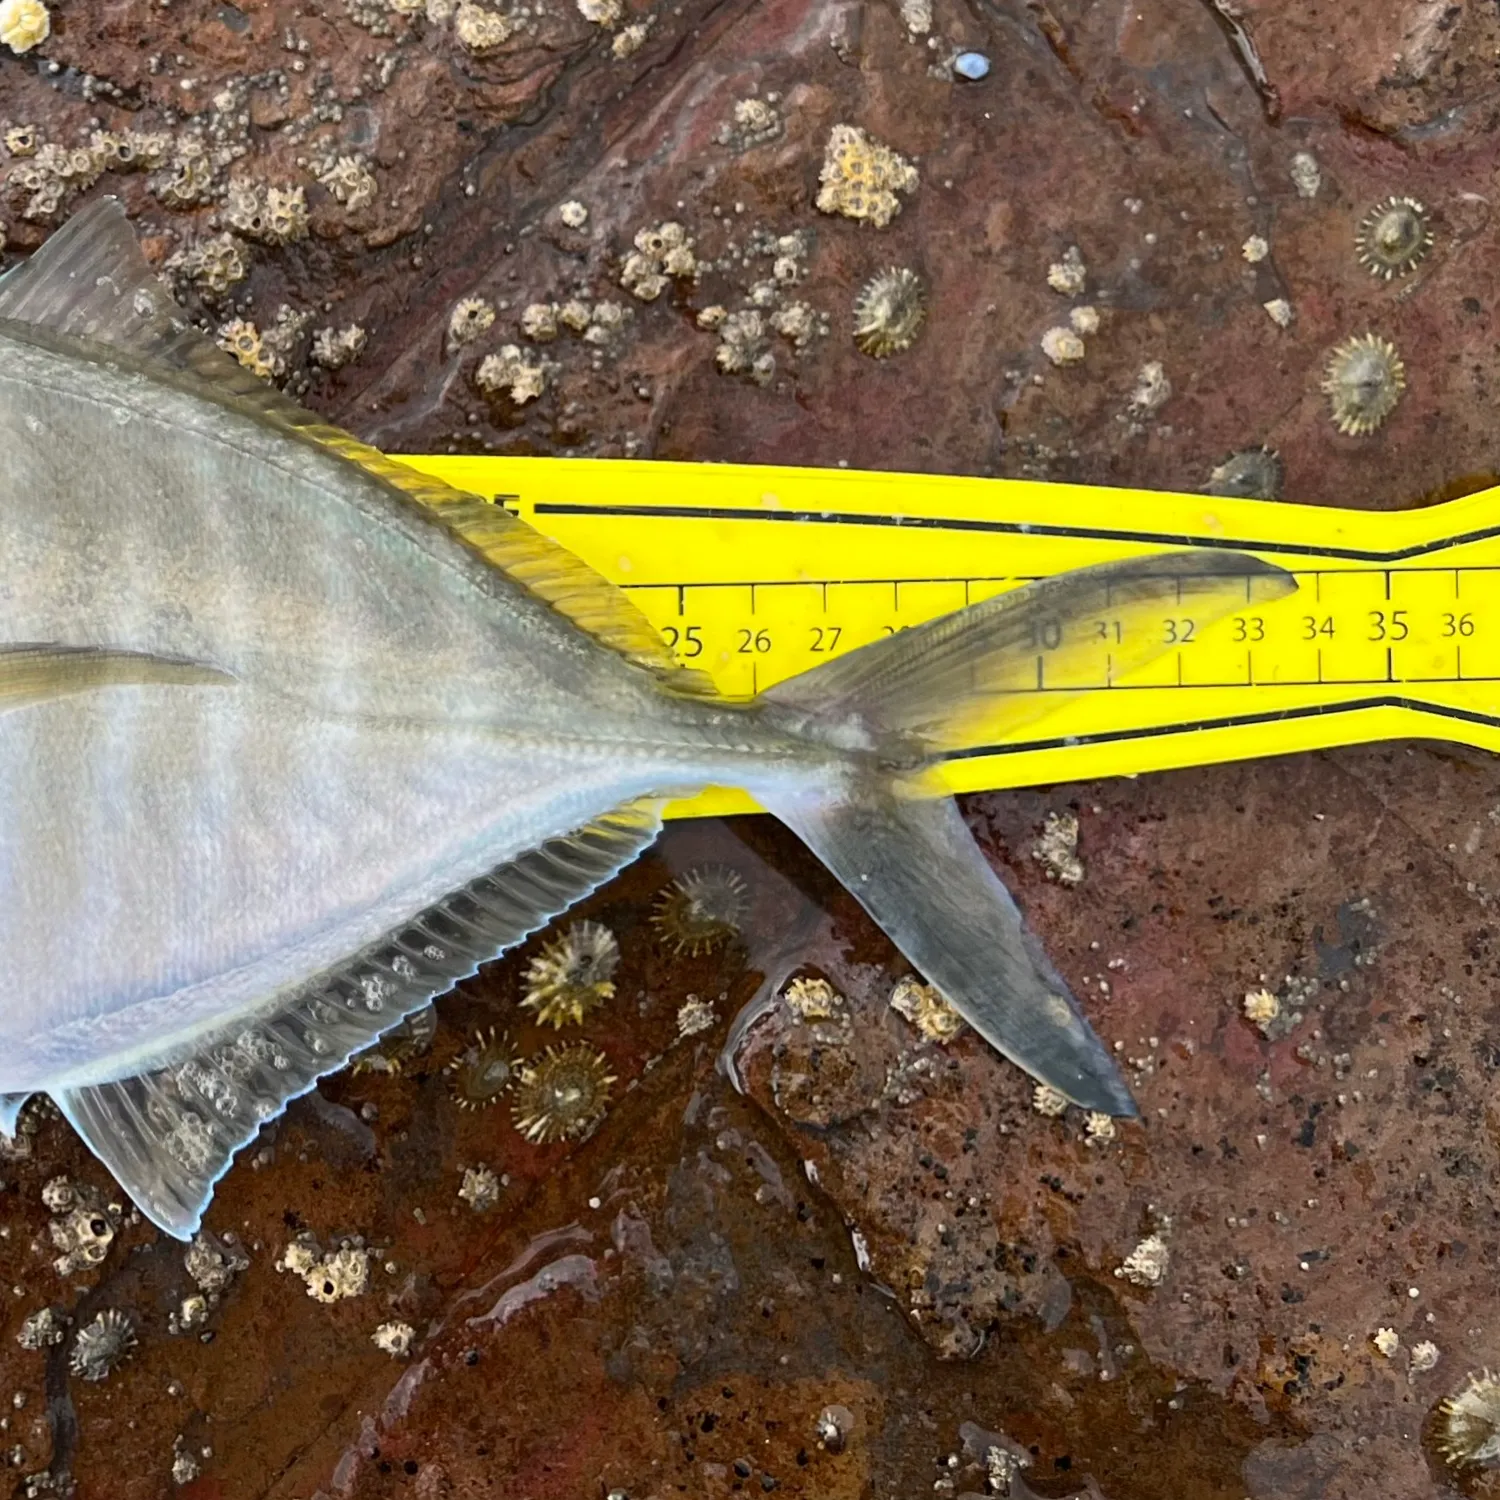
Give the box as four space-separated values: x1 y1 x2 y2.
758 550 1297 1113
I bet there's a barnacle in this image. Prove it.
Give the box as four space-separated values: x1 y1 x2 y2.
447 295 495 351
1206 446 1283 500
1040 326 1085 366
458 1163 504 1210
520 301 559 341
15 1307 66 1350
522 921 619 1026
511 1044 616 1143
1241 987 1281 1033
1321 332 1404 436
1356 195 1431 279
1440 1370 1500 1467
372 1321 415 1357
852 267 925 358
350 1003 437 1075
1046 245 1086 296
676 996 717 1037
69 1309 136 1381
444 1026 521 1108
216 318 277 382
318 155 377 212
612 19 649 56
816 123 919 228
1032 811 1083 885
1115 1233 1170 1288
650 866 748 955
0 0 49 53
1031 1082 1069 1116
557 199 588 229
576 0 621 23
3 123 38 156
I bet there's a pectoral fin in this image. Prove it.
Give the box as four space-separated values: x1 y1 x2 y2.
0 646 233 710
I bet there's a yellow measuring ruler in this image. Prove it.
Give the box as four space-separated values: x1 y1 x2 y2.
407 454 1500 818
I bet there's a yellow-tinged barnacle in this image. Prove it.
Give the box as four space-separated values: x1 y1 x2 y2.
853 267 926 358
1321 332 1404 436
522 920 619 1026
350 1003 437 1075
1356 195 1432 280
444 1026 521 1108
650 865 748 955
0 0 49 54
511 1044 616 1143
1439 1370 1500 1468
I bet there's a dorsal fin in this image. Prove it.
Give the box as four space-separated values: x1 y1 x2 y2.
0 197 717 695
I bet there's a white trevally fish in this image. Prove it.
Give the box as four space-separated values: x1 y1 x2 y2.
0 197 1295 1238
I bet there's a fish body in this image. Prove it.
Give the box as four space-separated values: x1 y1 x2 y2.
0 200 1296 1236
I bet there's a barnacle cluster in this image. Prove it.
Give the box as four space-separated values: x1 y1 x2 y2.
1040 326 1085 367
167 232 250 299
620 221 697 302
70 1309 136 1381
889 976 963 1042
517 297 629 348
783 975 843 1020
445 1026 521 1109
0 0 48 54
310 324 369 370
1206 445 1283 500
475 344 548 404
224 179 308 246
712 309 774 385
650 866 748 955
317 155 378 211
151 138 215 209
454 1 513 51
511 1044 616 1143
44 1176 120 1276
522 921 619 1026
718 96 783 151
277 1235 370 1303
1439 1370 1500 1467
852 267 926 358
1357 196 1431 279
1032 811 1083 885
1321 332 1404 436
815 124 919 228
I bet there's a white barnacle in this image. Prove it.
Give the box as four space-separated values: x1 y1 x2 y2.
1321 332 1404 436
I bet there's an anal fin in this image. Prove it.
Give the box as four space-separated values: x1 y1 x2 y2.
57 798 663 1238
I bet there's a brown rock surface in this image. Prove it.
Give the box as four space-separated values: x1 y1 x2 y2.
3 0 1500 1494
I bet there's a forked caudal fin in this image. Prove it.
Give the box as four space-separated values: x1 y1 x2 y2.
760 550 1298 1113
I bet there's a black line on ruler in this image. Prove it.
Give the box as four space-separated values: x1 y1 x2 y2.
944 697 1500 762
1386 648 1394 682
1384 569 1392 601
531 500 1500 564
